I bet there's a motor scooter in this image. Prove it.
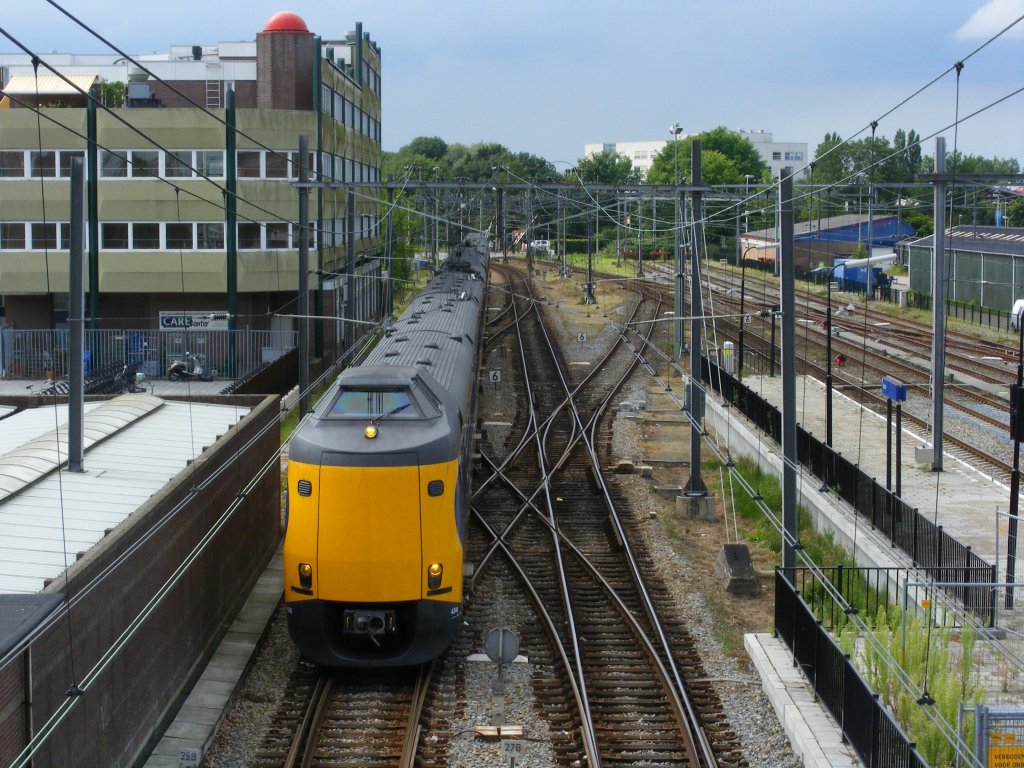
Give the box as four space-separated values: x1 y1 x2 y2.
167 352 214 382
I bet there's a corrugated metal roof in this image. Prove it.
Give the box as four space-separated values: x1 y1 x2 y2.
0 395 162 502
0 397 250 595
905 225 1024 258
2 73 97 96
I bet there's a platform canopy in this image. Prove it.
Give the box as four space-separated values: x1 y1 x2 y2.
2 73 97 96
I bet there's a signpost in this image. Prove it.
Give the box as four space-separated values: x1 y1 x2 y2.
882 377 907 496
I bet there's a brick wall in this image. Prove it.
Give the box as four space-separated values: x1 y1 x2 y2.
0 394 280 767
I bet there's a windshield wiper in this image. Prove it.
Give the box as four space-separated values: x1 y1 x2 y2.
370 401 410 423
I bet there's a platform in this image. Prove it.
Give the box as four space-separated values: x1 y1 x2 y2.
142 551 283 768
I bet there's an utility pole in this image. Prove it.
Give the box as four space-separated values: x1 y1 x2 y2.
385 176 394 318
225 86 237 377
497 186 505 259
675 182 684 364
684 141 710 517
68 157 85 473
930 137 947 472
780 170 798 582
86 99 98 330
298 134 310 417
345 185 356 359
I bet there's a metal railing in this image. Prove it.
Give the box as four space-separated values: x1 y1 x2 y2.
703 357 998 624
776 570 927 768
881 290 1014 332
0 328 296 381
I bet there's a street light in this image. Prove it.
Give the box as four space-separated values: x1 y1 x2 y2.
737 244 759 380
670 123 684 362
824 252 897 445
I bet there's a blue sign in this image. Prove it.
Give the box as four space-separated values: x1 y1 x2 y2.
882 377 907 402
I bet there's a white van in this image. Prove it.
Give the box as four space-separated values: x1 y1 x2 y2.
529 239 550 253
1012 299 1024 332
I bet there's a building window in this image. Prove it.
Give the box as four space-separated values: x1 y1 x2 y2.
59 151 85 178
237 151 261 178
783 151 804 161
101 150 128 178
288 151 314 180
0 151 25 177
266 222 289 248
266 152 289 178
196 150 224 178
30 151 56 178
131 150 160 178
165 150 193 178
133 222 160 249
197 223 224 249
101 223 129 249
238 222 261 249
31 223 57 249
772 151 782 161
59 223 71 249
166 223 194 249
0 222 26 249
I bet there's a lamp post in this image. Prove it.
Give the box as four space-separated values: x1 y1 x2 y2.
825 252 898 446
670 123 683 363
737 245 758 380
825 261 839 446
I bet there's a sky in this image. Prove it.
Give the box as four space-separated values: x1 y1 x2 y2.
3 0 1023 170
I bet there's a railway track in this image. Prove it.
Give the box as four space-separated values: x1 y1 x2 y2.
626 258 1016 480
254 663 430 768
467 263 740 766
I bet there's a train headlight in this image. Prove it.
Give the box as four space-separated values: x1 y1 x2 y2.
364 424 378 439
427 562 443 590
298 562 313 588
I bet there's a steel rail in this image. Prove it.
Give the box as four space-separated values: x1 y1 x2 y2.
398 663 433 768
505 266 602 767
532 287 716 768
282 674 334 768
469 506 604 762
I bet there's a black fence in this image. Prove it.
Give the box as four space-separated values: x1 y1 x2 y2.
703 358 997 625
883 290 1014 333
790 565 996 632
776 571 927 768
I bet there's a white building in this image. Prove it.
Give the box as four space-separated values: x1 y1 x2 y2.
584 129 809 180
582 139 680 175
739 130 808 179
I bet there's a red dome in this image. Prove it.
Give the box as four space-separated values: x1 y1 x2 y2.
263 11 309 32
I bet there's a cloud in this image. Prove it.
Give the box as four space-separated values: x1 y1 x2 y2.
955 0 1024 39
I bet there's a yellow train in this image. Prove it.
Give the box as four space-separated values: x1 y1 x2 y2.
284 235 488 666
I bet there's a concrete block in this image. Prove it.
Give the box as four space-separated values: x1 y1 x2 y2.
637 465 654 478
614 460 635 474
677 492 716 520
654 485 682 499
715 543 761 595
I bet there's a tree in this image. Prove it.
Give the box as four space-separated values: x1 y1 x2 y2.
405 136 447 161
810 132 846 184
1007 198 1024 228
646 127 765 185
574 151 642 184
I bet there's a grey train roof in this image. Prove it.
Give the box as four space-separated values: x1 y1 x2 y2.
289 236 488 467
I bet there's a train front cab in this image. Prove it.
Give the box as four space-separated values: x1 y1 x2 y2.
285 383 465 667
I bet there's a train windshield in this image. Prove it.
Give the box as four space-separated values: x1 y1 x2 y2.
329 388 419 419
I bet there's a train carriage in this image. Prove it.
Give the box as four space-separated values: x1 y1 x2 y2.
284 235 488 666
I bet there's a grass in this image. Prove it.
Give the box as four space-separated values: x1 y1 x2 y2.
711 460 985 767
